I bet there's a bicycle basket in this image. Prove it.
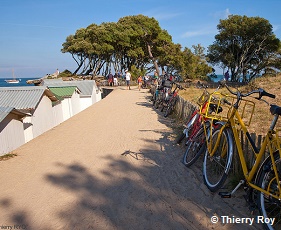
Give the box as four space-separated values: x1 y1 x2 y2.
235 99 255 127
197 90 210 106
200 92 255 127
199 92 226 121
162 80 173 88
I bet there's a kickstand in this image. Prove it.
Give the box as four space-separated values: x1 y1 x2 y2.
219 180 245 198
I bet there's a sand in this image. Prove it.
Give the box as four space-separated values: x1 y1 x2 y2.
0 86 261 230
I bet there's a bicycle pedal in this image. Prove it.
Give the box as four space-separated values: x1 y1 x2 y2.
218 192 232 198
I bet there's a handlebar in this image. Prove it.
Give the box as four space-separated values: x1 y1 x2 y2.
218 80 276 101
171 81 185 90
196 81 208 89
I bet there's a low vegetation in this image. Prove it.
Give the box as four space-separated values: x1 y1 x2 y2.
0 153 17 161
179 75 281 136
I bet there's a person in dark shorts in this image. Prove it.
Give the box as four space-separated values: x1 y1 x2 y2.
125 69 131 90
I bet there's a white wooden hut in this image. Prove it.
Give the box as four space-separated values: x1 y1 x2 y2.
0 107 30 156
48 86 81 123
0 86 59 143
42 79 102 111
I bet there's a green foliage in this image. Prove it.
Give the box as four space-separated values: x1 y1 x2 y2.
58 69 73 78
61 14 213 80
130 65 146 81
207 15 281 82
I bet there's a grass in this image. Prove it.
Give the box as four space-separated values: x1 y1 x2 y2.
178 75 281 136
0 153 17 161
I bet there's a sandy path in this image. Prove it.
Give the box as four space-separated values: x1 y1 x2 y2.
0 87 261 230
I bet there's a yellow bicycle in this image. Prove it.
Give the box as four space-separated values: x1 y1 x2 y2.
201 81 280 230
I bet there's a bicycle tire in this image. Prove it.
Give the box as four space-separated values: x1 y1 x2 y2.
176 113 199 145
176 133 186 144
154 98 160 109
183 127 206 167
152 93 156 105
164 98 176 117
202 126 234 192
257 152 281 230
160 102 166 112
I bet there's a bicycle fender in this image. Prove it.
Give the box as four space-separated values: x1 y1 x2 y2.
225 128 234 174
213 121 226 126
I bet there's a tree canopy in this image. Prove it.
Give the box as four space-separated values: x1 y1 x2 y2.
207 15 281 82
61 15 212 80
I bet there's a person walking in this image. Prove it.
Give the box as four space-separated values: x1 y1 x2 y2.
107 72 114 86
224 70 230 81
113 73 118 86
137 75 143 91
125 69 131 90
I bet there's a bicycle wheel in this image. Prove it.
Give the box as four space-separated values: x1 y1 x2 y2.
257 152 281 230
164 98 176 117
153 98 159 109
152 92 157 106
154 95 162 109
203 126 234 192
176 113 199 145
183 124 206 167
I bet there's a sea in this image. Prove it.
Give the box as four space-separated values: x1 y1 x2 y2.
0 78 38 87
0 74 224 87
212 74 224 82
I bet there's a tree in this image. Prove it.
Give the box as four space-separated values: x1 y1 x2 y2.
207 15 280 82
61 28 90 75
61 14 214 80
117 15 173 76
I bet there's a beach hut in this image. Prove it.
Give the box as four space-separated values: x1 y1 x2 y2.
42 79 102 111
0 107 30 156
48 86 81 123
0 86 59 143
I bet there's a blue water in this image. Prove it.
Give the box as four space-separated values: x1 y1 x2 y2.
0 75 224 87
212 74 224 82
0 78 38 87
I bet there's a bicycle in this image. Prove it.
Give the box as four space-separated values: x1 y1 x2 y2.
153 85 172 109
179 82 223 167
152 76 171 108
162 82 184 117
201 81 280 230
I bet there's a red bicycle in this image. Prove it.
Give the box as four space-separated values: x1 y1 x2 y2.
177 83 223 167
162 82 184 117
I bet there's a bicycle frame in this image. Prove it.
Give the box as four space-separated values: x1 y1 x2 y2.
167 84 181 103
210 102 281 200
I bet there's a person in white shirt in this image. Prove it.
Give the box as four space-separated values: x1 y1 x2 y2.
125 69 131 90
113 73 118 86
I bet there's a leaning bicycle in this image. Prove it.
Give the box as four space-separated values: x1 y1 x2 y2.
201 81 280 230
162 82 184 117
179 82 223 167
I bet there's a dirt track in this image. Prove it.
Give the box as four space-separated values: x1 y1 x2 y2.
0 86 262 230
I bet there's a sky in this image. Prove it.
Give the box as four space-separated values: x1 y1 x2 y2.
0 0 280 79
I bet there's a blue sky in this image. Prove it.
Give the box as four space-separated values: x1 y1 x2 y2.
0 0 280 78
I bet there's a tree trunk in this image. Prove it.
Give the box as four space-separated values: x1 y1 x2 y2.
147 43 160 76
